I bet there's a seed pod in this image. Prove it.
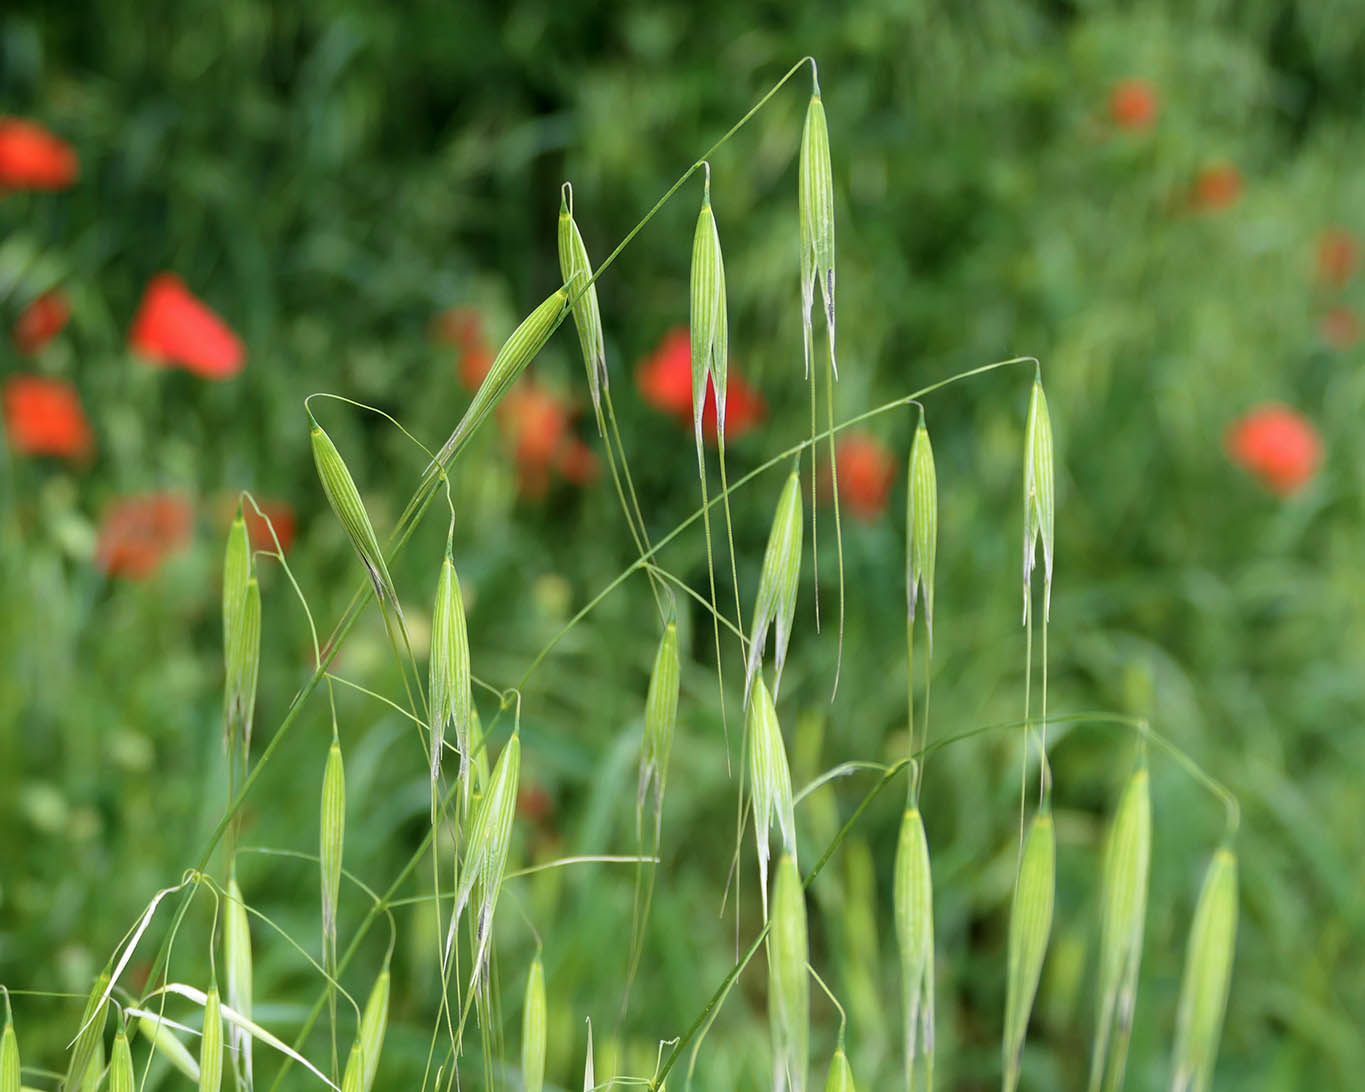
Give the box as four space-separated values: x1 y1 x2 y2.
522 954 547 1092
768 853 809 1092
748 678 796 918
2 1015 20 1092
78 1032 102 1092
63 970 109 1092
824 1047 855 1092
310 415 402 621
225 576 262 754
799 70 836 381
319 740 346 949
430 288 570 470
744 471 803 707
358 966 390 1092
894 807 935 1092
1002 810 1056 1092
1022 376 1055 623
637 622 680 834
689 169 729 446
137 1014 201 1083
1171 848 1238 1092
200 987 223 1092
223 864 254 1092
222 506 251 725
340 1041 365 1092
109 1029 133 1092
906 416 938 645
429 552 472 811
558 185 607 421
1089 765 1151 1092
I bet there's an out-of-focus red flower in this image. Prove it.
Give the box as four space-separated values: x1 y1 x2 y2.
1191 163 1242 211
636 326 766 443
129 274 245 379
459 343 494 390
2 374 93 459
245 500 297 554
557 438 600 486
1320 306 1361 350
517 783 554 826
13 291 70 355
496 380 602 499
96 493 194 578
1110 79 1158 130
434 307 497 391
0 119 78 190
1226 405 1322 497
1316 228 1359 288
819 431 896 521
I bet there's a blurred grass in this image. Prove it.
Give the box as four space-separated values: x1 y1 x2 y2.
2 1 1364 1089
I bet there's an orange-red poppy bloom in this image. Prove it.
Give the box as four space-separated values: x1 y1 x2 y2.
13 291 70 355
433 307 496 390
0 119 78 190
1226 405 1322 497
1110 79 1158 130
2 374 93 459
820 431 896 521
129 274 245 379
496 380 600 498
96 493 194 578
1316 227 1359 288
244 500 297 554
636 326 765 443
1320 305 1361 350
557 437 600 486
1192 163 1242 211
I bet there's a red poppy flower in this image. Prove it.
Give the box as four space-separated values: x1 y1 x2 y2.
636 327 765 443
129 274 245 379
1316 228 1359 288
697 371 765 443
820 431 896 521
2 374 93 459
432 307 484 351
96 493 194 578
1226 405 1322 497
1191 163 1242 211
0 119 78 190
1109 79 1158 130
1320 306 1361 350
13 291 70 355
244 500 297 554
557 438 600 486
458 343 495 391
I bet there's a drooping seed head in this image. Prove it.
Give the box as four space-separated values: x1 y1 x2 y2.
799 70 837 381
1171 848 1238 1092
222 505 251 704
906 417 938 646
558 185 607 422
225 576 262 754
77 1029 101 1092
1022 377 1055 623
522 954 547 1092
358 966 390 1092
62 970 109 1092
224 865 254 1091
690 169 729 447
748 678 797 918
824 1048 855 1092
137 1014 201 1083
340 1041 365 1092
319 740 346 949
768 852 809 1092
2 1014 20 1092
200 986 223 1092
637 622 680 834
430 288 569 471
582 1017 594 1092
310 415 402 622
430 552 472 811
1003 810 1056 1092
894 807 936 1091
745 471 804 707
1090 765 1151 1092
108 1029 133 1092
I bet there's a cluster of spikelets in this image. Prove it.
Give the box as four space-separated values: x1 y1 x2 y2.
1 58 1243 1092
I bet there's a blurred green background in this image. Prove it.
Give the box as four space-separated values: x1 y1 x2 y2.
2 0 1363 1089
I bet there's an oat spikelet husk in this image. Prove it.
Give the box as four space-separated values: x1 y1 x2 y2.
108 1030 133 1092
200 986 223 1092
1171 848 1238 1092
895 806 936 1091
1002 809 1055 1092
430 549 472 814
799 69 836 381
358 966 390 1092
523 954 547 1092
744 471 803 708
2 1012 21 1092
319 740 346 951
824 1047 855 1092
224 864 254 1092
768 852 809 1092
558 184 607 423
637 621 680 838
1022 375 1055 624
62 971 109 1092
748 678 797 919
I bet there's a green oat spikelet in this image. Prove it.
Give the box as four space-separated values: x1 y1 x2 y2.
62 970 109 1092
109 1029 133 1092
1090 764 1152 1092
200 987 223 1092
357 965 390 1092
225 577 262 754
894 806 935 1092
1022 375 1055 623
824 1048 855 1092
340 1041 365 1092
319 740 346 950
690 167 729 447
748 678 796 919
222 504 252 746
522 954 547 1092
77 1032 101 1092
768 853 809 1092
637 622 680 838
1002 809 1056 1092
138 1015 201 1083
799 67 837 381
745 471 803 707
429 549 472 812
1 1010 19 1092
310 413 403 623
558 184 607 422
906 415 938 644
1171 848 1238 1092
224 865 254 1092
